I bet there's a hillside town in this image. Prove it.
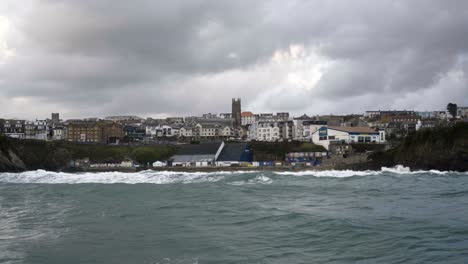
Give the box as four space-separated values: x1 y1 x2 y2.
1 99 467 170
1 99 467 151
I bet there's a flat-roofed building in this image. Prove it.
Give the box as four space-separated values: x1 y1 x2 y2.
312 126 385 150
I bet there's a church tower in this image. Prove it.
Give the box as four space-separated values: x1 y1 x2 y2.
232 98 241 127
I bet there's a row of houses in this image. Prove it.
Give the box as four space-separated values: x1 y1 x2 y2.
2 102 466 148
0 115 124 144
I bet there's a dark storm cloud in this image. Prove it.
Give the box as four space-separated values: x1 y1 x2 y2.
1 0 468 118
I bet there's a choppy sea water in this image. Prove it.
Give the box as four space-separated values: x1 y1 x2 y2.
1 168 468 264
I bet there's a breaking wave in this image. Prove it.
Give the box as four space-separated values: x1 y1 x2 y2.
0 166 463 184
0 170 228 185
273 170 378 177
229 174 273 185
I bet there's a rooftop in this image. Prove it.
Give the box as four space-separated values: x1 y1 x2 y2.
217 143 249 161
328 126 378 134
175 142 223 155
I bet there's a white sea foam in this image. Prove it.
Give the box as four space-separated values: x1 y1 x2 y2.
381 165 411 174
229 174 273 185
382 166 454 175
0 170 228 184
0 166 460 184
273 170 379 177
274 165 459 177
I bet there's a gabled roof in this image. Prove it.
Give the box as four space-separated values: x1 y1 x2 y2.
176 142 223 155
241 111 254 117
328 126 378 134
217 143 249 161
172 154 215 163
295 114 311 120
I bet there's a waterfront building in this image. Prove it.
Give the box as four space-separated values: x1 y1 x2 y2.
311 126 385 150
170 142 224 167
215 143 252 167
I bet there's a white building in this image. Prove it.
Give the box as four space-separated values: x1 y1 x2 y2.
179 126 193 137
195 124 218 137
1 120 25 139
241 112 257 126
52 127 65 140
292 118 327 141
252 121 281 141
145 125 177 137
311 126 386 150
457 107 468 118
433 111 448 120
218 125 233 137
24 120 49 140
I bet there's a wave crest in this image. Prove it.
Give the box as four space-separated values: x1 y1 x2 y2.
0 170 227 185
0 166 462 184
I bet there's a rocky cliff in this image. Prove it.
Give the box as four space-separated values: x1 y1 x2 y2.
366 122 468 171
0 136 176 172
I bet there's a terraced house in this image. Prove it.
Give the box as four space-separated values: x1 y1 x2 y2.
66 120 123 144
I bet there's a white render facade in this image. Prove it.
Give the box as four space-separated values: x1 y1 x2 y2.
312 126 386 150
179 127 193 137
145 125 177 137
254 121 281 141
241 115 257 126
24 120 49 140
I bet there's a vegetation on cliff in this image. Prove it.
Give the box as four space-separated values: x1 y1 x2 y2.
368 122 468 171
0 136 177 172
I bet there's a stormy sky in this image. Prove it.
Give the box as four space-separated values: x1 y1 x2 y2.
1 0 468 119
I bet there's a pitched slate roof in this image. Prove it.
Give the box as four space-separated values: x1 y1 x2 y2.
172 154 216 163
175 142 223 155
217 143 249 161
328 126 378 134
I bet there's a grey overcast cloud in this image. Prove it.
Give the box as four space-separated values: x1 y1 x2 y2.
1 0 468 119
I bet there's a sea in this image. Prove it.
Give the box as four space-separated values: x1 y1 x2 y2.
0 167 467 264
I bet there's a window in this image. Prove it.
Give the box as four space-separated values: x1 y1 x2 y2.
358 136 364 143
319 136 327 141
365 136 371 143
328 136 336 140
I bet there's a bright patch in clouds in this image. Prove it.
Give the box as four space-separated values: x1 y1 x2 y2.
0 16 15 62
0 0 467 119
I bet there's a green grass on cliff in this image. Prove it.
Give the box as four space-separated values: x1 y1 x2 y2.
0 136 177 170
368 122 468 171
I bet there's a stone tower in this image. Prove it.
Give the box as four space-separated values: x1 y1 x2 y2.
232 98 241 127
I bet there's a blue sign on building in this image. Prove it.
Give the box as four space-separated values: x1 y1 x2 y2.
319 127 328 137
